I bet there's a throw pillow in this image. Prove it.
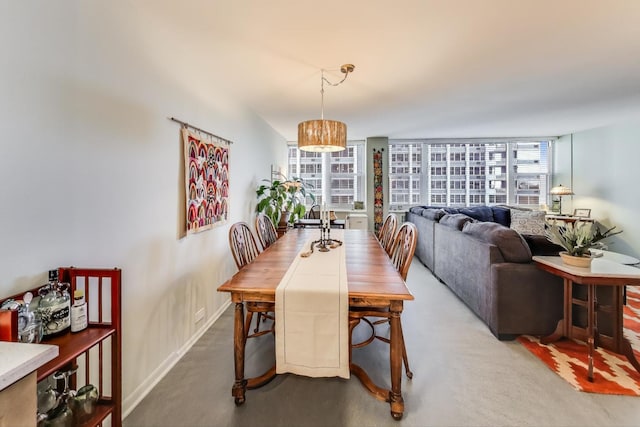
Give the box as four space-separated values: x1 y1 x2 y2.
422 208 446 221
491 206 511 227
522 234 564 256
462 221 532 263
510 210 546 235
439 213 475 230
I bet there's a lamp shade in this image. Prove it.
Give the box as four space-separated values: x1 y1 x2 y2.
550 184 574 196
298 119 346 152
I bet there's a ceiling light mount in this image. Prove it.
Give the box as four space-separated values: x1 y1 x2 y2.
298 64 355 152
340 64 355 74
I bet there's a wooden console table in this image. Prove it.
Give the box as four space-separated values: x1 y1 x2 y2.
545 214 595 224
532 256 640 382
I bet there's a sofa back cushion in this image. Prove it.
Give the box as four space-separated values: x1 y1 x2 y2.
491 206 511 227
459 206 494 223
462 221 532 263
510 210 546 235
439 213 475 230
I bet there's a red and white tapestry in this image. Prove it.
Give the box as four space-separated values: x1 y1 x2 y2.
518 286 640 396
183 128 229 234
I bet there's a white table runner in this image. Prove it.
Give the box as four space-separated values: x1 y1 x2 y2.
275 229 349 379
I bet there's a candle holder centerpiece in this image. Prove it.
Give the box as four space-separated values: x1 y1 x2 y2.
301 205 342 257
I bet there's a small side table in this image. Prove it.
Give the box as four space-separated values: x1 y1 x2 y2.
545 214 595 224
532 256 640 381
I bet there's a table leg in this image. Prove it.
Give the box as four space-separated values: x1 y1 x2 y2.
232 302 247 405
587 285 595 382
389 304 404 420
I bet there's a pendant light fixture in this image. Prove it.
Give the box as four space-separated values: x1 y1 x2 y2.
298 64 355 152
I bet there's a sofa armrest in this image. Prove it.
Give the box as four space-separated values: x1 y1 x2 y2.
489 262 563 338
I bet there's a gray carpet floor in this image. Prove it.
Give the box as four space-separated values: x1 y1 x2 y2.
124 259 640 427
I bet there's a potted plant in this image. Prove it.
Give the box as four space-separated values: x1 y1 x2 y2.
545 221 622 267
256 176 315 228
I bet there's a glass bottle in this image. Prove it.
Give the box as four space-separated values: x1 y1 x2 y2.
38 270 71 337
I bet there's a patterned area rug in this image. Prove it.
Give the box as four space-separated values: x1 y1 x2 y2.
518 286 640 396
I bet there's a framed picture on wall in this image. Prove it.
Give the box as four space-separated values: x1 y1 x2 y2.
573 208 591 218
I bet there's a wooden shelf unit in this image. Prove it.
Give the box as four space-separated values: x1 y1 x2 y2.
1 267 121 427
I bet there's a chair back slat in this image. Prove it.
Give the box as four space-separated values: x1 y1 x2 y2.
255 214 278 250
229 222 261 270
306 204 320 219
388 222 418 281
378 213 398 255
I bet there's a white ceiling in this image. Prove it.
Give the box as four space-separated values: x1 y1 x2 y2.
139 0 640 140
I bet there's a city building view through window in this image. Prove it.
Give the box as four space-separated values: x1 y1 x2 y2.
287 139 552 211
388 140 552 210
288 141 365 209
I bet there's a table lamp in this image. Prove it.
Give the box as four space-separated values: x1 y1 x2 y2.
550 184 574 215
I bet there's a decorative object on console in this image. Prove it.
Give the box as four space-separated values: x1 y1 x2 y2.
573 208 591 218
545 221 622 267
549 184 574 215
518 286 640 396
509 209 546 235
298 64 355 152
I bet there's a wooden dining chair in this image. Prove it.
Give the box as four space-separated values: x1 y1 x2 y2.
350 222 418 378
306 204 320 219
377 213 398 255
228 222 274 339
255 213 278 250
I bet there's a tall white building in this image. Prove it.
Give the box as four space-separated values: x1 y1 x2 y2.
389 141 551 209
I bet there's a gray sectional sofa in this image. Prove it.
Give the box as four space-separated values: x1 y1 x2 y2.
406 205 564 340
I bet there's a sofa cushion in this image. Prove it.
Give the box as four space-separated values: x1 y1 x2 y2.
459 206 495 223
510 210 546 235
462 221 532 263
491 206 511 227
409 206 424 215
422 208 446 221
439 213 475 230
522 234 564 256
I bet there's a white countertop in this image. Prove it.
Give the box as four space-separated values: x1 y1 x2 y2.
533 256 640 280
590 249 640 265
0 342 58 391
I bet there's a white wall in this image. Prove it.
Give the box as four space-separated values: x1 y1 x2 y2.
554 118 640 258
0 2 286 416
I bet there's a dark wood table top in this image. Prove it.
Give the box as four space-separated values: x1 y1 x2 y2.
218 228 413 302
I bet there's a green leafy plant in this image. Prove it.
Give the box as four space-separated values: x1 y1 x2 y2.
256 176 315 226
545 221 622 257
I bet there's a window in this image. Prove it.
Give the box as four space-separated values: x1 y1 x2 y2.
389 139 553 210
288 141 365 209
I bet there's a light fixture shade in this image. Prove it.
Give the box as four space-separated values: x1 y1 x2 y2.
298 119 346 152
550 184 574 196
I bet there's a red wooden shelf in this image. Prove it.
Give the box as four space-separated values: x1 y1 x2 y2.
1 267 122 427
36 326 116 381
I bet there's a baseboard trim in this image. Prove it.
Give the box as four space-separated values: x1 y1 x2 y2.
121 299 231 419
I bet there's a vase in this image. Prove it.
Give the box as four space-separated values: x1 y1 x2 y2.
276 211 290 237
559 251 592 268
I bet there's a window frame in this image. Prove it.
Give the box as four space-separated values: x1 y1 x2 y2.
388 138 554 210
287 141 366 210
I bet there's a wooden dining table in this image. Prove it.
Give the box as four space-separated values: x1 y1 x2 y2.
217 228 414 420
